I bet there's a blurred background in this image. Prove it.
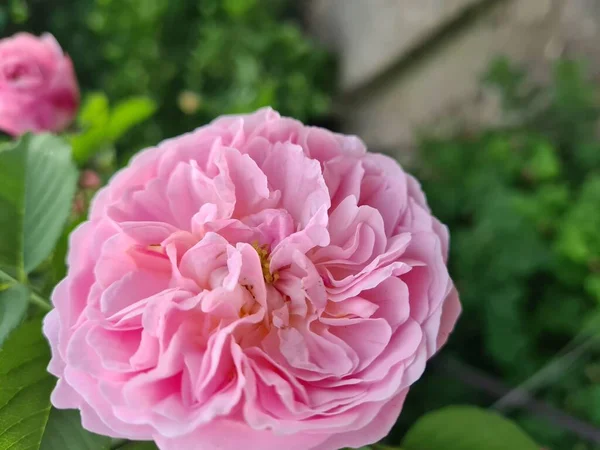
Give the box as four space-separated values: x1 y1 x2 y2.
2 0 600 449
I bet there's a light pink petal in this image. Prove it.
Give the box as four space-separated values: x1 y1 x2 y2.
260 142 331 228
100 270 170 317
313 390 409 450
154 421 329 450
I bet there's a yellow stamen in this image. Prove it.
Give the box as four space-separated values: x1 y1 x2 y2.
251 241 279 284
147 244 165 255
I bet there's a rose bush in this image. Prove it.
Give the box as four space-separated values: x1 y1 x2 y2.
43 108 460 450
0 32 79 136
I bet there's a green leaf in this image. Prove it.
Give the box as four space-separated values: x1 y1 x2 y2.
0 319 54 450
71 95 155 166
71 93 110 166
0 134 78 278
106 97 157 142
78 93 110 129
70 130 110 167
40 409 111 450
0 283 28 346
402 406 539 450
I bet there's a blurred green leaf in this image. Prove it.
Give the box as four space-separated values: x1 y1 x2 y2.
41 409 111 450
106 97 157 142
79 93 110 128
72 94 156 165
9 0 28 23
0 319 54 450
0 134 77 278
0 283 28 346
402 406 539 450
71 93 111 165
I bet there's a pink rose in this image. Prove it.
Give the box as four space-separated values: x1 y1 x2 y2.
0 33 79 136
44 108 460 450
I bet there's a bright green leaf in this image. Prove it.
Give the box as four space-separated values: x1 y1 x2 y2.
0 319 54 450
71 93 110 165
106 97 157 142
40 409 111 450
402 406 539 450
78 93 110 128
0 283 28 346
0 134 78 278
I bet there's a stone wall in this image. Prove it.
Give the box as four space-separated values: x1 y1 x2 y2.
307 0 600 159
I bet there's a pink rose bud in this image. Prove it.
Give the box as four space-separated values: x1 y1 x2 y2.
79 169 102 190
71 191 85 216
0 33 79 136
43 108 461 450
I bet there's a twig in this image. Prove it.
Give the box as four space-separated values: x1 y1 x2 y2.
437 357 600 444
28 290 52 312
0 269 52 312
492 333 599 411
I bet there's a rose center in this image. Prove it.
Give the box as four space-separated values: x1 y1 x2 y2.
251 241 279 284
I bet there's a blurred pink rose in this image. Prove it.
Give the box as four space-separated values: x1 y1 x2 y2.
0 32 79 136
44 108 460 450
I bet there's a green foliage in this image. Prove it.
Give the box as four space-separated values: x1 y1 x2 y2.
70 93 157 166
106 97 157 142
0 321 110 450
0 320 54 450
415 57 600 449
0 284 28 345
41 409 111 450
1 0 334 156
402 406 539 450
0 134 77 279
0 130 138 449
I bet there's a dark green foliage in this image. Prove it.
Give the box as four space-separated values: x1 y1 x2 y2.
0 0 335 158
413 57 600 449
